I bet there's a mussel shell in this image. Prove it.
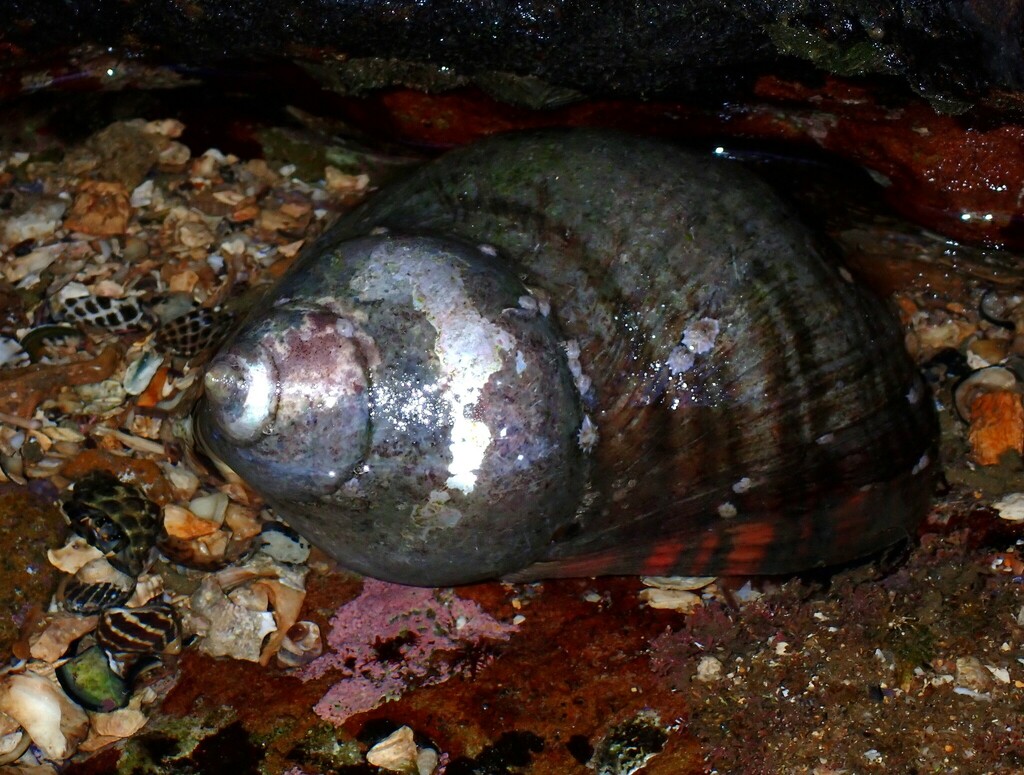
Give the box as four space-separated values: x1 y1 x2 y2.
61 471 159 577
197 129 937 585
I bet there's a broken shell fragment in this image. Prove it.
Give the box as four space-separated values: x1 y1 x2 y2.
992 492 1024 522
638 588 703 613
156 527 238 570
953 365 1021 422
47 537 104 575
0 671 89 759
28 613 100 663
366 726 419 774
122 350 165 396
124 574 165 608
188 491 229 523
162 504 220 539
640 575 717 591
78 705 149 754
0 336 28 369
257 522 311 564
0 719 30 767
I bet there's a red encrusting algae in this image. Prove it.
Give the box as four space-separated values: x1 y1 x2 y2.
301 578 518 725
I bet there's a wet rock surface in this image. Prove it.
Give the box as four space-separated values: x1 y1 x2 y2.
0 482 65 654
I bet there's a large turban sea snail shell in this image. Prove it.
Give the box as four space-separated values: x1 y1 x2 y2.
195 129 937 587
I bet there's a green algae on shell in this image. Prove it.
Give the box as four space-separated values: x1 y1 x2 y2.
196 129 937 587
56 644 131 712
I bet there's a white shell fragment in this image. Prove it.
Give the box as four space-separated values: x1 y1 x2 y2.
695 655 724 683
188 491 229 524
992 492 1024 522
47 537 104 575
2 199 67 244
0 337 28 368
365 726 419 773
122 350 164 396
0 672 89 761
641 575 717 591
184 576 278 663
78 706 149 754
162 504 220 539
74 557 135 588
258 522 311 564
639 575 716 612
0 721 29 767
638 588 703 613
29 614 100 663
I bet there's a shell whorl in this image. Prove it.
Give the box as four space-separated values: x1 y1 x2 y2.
197 129 937 586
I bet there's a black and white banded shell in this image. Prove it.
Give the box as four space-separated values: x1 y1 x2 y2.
96 603 181 655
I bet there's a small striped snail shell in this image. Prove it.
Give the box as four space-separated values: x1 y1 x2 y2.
96 603 182 656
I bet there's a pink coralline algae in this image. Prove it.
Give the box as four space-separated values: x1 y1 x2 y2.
301 579 518 725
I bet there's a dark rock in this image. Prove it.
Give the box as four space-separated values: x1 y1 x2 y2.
1 2 1023 110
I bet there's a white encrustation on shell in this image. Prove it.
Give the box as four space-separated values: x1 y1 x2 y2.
351 240 517 494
